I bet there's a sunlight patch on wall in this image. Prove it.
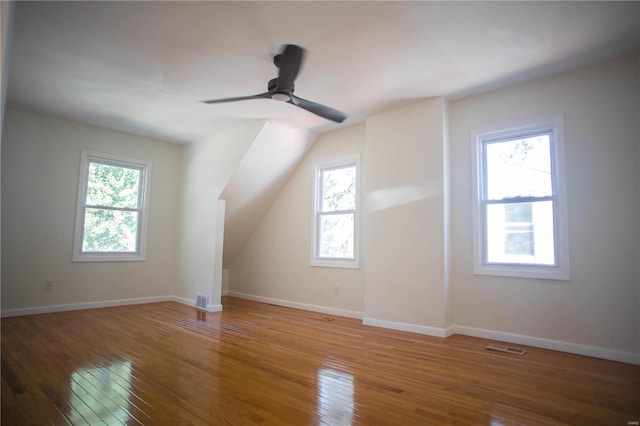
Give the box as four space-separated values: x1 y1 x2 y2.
367 185 439 212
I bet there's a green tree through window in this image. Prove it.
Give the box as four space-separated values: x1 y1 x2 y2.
83 162 142 252
74 151 151 261
312 156 360 268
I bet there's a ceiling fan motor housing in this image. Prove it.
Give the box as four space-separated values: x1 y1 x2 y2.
268 78 293 94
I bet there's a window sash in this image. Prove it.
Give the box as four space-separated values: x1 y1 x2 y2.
84 160 144 209
482 199 557 266
81 207 141 254
481 132 555 201
316 211 356 260
318 165 356 213
84 205 142 212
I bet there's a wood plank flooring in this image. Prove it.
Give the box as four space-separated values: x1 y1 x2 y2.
2 297 639 425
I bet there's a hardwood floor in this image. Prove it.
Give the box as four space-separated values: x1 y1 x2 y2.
2 297 639 425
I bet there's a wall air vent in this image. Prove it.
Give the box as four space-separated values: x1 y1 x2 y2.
196 294 208 311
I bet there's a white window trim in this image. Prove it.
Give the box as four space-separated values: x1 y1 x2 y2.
73 150 152 262
311 155 360 269
471 115 570 280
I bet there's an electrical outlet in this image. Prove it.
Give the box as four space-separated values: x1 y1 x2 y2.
45 279 54 291
334 285 339 295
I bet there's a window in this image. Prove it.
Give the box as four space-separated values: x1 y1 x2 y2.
312 156 359 268
73 151 151 262
471 116 569 280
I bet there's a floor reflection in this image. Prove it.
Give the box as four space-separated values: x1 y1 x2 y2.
69 360 133 424
196 310 207 321
317 367 355 425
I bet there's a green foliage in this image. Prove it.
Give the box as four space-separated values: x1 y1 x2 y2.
86 162 140 208
319 214 354 258
82 162 141 253
501 138 534 163
321 166 356 212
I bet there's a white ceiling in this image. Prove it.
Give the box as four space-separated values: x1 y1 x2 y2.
7 1 640 143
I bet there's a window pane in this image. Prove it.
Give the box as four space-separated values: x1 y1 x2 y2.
319 213 354 258
486 201 555 265
485 135 552 200
504 203 534 256
321 166 356 212
86 162 141 208
82 208 139 253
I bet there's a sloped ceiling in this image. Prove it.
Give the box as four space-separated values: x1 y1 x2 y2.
220 121 316 265
6 1 640 143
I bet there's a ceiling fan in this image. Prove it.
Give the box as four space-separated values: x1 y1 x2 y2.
203 44 347 123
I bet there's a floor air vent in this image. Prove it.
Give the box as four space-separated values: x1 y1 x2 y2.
196 294 208 311
486 343 526 356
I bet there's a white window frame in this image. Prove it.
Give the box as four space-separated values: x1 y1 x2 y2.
311 155 360 269
73 151 152 262
471 115 570 280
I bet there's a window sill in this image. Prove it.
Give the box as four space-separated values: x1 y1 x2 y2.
311 258 360 269
73 253 146 262
473 262 570 281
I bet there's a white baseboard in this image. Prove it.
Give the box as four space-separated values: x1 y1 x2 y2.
452 325 640 365
227 291 363 319
225 292 639 364
0 295 222 318
207 304 223 312
171 296 222 313
358 320 639 365
0 295 175 318
363 317 448 338
171 296 194 308
3 293 636 365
